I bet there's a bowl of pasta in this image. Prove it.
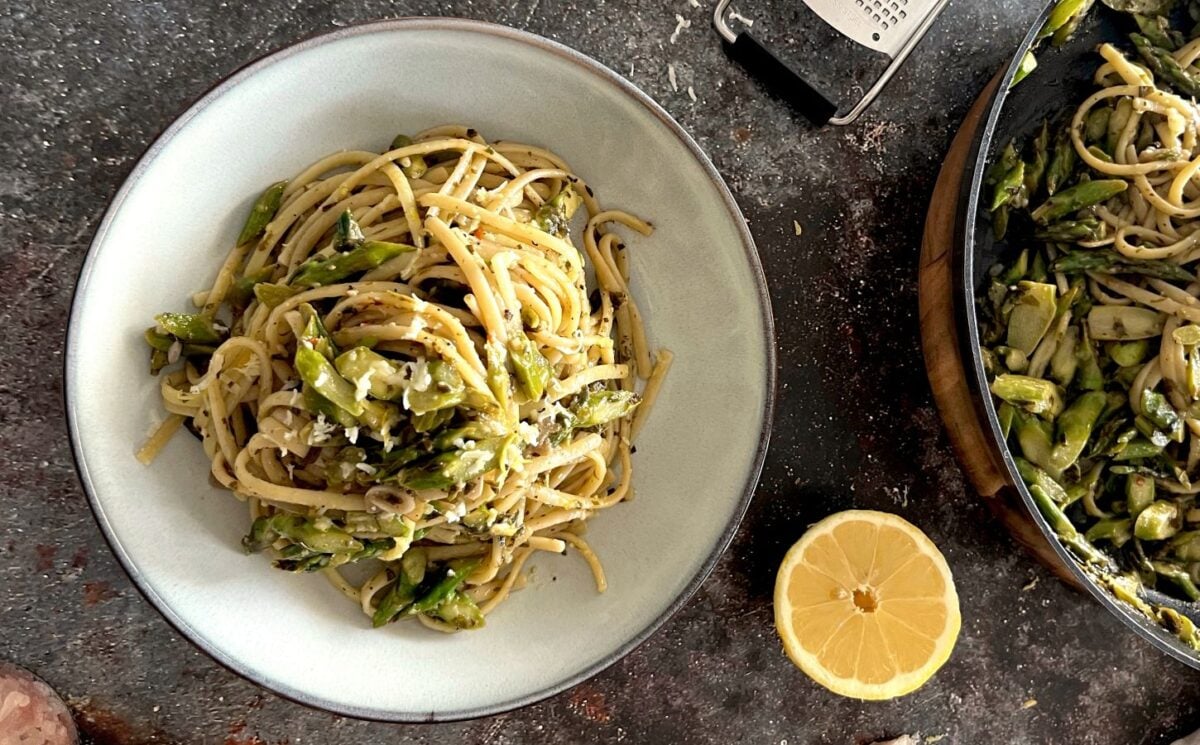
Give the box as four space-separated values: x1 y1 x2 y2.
65 18 774 720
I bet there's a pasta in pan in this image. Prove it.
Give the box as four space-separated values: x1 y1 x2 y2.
139 125 671 632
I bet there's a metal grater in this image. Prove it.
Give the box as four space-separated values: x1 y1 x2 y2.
714 0 951 125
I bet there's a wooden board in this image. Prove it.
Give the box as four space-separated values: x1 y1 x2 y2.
918 76 1082 589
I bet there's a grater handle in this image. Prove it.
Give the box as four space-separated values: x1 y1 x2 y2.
723 32 838 125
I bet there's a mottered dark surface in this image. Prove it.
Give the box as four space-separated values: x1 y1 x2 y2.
2 1 1197 743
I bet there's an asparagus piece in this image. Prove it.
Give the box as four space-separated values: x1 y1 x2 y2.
228 266 275 308
397 438 505 490
1086 517 1133 547
430 591 486 630
1015 457 1069 503
411 407 455 434
1052 249 1194 281
1087 305 1165 340
296 347 365 417
405 359 467 414
532 186 583 236
298 303 338 360
1035 218 1104 242
1137 501 1182 540
1012 51 1038 88
1029 484 1110 565
1127 472 1156 516
237 180 287 245
508 331 552 400
388 134 428 180
1006 281 1058 355
1173 325 1200 346
253 282 298 309
1076 330 1105 390
1141 389 1184 442
1109 339 1150 367
335 209 365 248
154 312 225 344
1131 34 1200 98
335 347 406 401
1084 106 1111 146
243 514 363 554
1134 13 1184 52
571 389 642 428
994 375 1064 419
1152 561 1200 600
1048 0 1096 45
1024 121 1050 197
1014 410 1057 472
992 161 1027 212
372 572 419 627
1031 180 1127 224
1045 124 1077 196
1048 391 1108 472
291 239 415 288
1050 326 1080 386
409 558 481 615
1107 99 1133 155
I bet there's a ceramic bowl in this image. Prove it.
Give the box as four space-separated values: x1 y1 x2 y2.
66 18 774 721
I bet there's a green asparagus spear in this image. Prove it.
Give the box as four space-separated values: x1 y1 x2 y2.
571 390 642 428
992 161 1027 212
508 331 552 400
1076 330 1105 390
1159 606 1200 650
1030 180 1128 224
1152 561 1200 600
1007 281 1058 355
405 359 467 414
1137 501 1182 540
1087 305 1165 341
1085 106 1112 146
228 267 275 308
243 514 363 554
1035 218 1104 242
1107 98 1133 155
389 134 429 180
994 375 1064 419
1014 410 1057 472
1049 0 1096 45
1029 484 1110 565
1134 13 1184 50
532 186 583 236
409 558 481 615
1015 457 1070 503
154 312 225 344
1127 472 1156 516
1045 125 1077 196
1048 391 1108 472
296 347 364 417
1041 0 1092 40
1051 249 1194 281
372 572 420 627
334 347 405 401
237 180 287 245
253 282 298 309
298 303 338 360
1086 517 1133 546
291 240 415 288
335 209 365 248
1050 326 1080 385
1024 121 1050 197
397 438 504 490
430 591 486 629
1012 51 1038 88
1141 389 1184 442
1132 34 1200 98
1109 339 1150 367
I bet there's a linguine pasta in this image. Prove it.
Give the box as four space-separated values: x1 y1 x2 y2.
140 125 671 632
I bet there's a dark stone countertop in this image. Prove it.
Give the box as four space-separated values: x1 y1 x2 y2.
3 1 1199 743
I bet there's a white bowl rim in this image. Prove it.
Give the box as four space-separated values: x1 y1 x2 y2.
64 16 777 722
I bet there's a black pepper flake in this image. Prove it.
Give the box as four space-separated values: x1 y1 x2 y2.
466 128 478 137
584 185 594 197
630 445 638 454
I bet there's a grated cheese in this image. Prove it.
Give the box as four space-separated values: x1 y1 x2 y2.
668 63 678 92
687 85 697 102
669 13 691 44
345 426 360 444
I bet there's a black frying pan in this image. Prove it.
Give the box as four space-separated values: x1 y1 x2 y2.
958 0 1200 669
